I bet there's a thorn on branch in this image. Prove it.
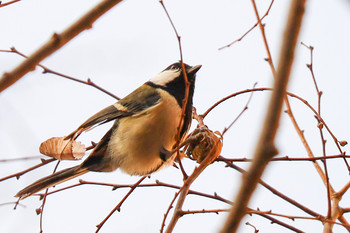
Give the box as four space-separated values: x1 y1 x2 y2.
51 33 61 46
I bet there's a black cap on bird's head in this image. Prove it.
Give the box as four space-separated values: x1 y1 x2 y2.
163 62 202 79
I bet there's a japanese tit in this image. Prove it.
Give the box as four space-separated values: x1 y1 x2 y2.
16 62 201 199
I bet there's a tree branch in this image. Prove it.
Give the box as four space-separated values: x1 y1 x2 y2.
220 1 306 232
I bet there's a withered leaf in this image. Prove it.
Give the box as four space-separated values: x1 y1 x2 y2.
39 137 86 160
185 127 223 164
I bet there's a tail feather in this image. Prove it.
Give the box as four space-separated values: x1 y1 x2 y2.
16 165 89 199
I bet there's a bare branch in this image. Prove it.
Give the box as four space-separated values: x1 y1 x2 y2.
95 176 147 233
218 0 275 50
0 158 56 182
0 0 20 8
220 1 306 231
0 47 120 99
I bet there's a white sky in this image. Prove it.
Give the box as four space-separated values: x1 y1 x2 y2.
1 0 350 232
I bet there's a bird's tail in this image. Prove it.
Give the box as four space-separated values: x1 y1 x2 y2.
15 165 89 199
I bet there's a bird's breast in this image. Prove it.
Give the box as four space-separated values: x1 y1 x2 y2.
107 90 183 175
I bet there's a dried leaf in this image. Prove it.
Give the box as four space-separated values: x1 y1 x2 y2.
185 127 223 163
39 137 86 160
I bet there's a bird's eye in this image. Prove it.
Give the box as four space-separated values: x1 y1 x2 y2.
164 63 183 72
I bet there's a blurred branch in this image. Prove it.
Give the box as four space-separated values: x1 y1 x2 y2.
0 0 123 92
0 0 20 8
220 1 306 231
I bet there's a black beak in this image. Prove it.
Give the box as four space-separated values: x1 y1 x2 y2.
187 65 202 75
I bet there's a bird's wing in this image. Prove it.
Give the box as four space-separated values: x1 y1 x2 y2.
66 84 161 139
77 85 163 171
118 84 161 114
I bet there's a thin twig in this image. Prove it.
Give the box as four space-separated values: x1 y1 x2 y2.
0 201 26 208
41 179 232 206
202 87 268 118
251 0 276 76
217 154 350 162
0 47 119 99
34 177 303 233
0 155 45 162
248 209 346 227
180 208 228 216
245 222 259 233
0 0 20 8
203 87 342 184
0 158 56 182
301 42 332 221
95 176 147 233
38 160 61 233
222 83 257 136
160 191 181 233
218 0 275 50
158 0 191 172
221 159 324 220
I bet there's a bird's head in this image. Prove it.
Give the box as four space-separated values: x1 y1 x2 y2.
148 62 202 108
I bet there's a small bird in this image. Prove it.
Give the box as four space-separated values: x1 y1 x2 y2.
16 62 201 199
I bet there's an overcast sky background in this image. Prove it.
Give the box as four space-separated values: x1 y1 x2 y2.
1 0 350 232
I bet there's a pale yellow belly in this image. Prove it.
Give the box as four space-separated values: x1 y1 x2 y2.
107 90 182 175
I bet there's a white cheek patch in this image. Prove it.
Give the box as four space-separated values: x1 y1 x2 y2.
149 70 180 86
